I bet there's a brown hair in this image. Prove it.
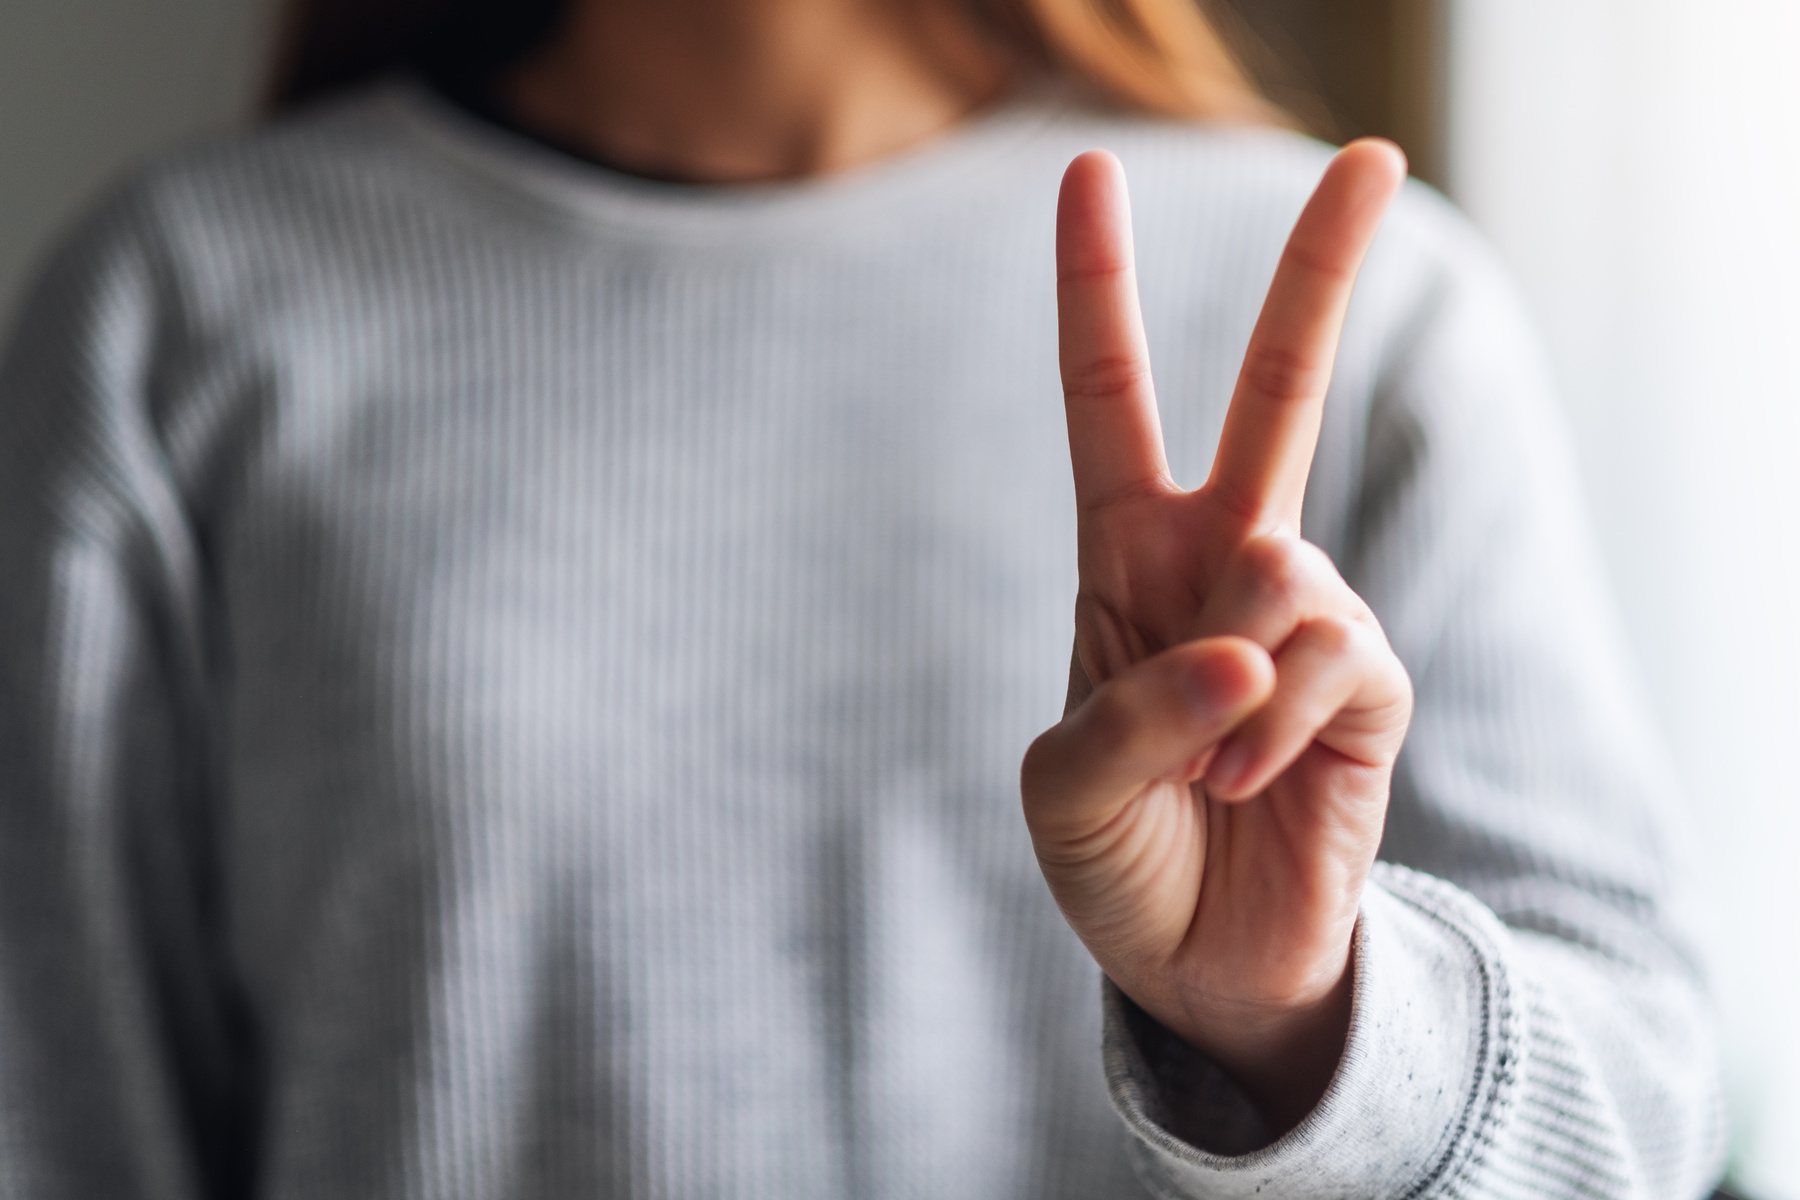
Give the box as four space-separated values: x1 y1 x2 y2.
264 0 1279 124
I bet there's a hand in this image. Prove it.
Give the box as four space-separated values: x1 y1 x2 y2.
1020 141 1412 1132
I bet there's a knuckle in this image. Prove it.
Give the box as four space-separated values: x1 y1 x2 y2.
1233 537 1358 622
1241 343 1329 405
1379 645 1415 706
1080 685 1146 763
1063 354 1152 403
1298 614 1413 715
1286 537 1343 585
1019 730 1060 796
1057 261 1130 287
1285 241 1357 287
1392 662 1416 709
1304 613 1360 656
1236 536 1318 611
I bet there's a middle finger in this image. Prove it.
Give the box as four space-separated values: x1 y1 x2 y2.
1204 139 1406 536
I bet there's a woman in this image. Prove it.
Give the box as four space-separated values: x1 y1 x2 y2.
0 0 1725 1196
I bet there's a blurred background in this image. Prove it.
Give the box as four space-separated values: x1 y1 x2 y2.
2 1 1797 1194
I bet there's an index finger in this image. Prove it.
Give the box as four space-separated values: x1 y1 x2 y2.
1207 139 1406 534
1056 150 1172 511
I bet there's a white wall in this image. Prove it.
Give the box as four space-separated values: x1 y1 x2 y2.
0 0 273 321
1446 2 1800 1194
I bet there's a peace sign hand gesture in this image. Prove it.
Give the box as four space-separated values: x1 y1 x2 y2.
1021 141 1412 1132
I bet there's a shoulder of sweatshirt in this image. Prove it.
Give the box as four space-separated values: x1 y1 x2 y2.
20 79 1543 442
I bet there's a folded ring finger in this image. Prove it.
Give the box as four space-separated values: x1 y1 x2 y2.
1190 534 1366 653
1202 615 1392 801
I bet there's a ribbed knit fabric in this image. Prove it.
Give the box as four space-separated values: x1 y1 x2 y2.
0 82 1725 1199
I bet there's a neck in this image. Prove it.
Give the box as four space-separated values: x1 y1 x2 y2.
500 0 1009 184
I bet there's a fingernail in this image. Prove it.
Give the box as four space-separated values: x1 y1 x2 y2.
1209 740 1251 793
1182 657 1237 723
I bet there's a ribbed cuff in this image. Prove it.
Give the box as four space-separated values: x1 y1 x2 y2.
1104 863 1520 1199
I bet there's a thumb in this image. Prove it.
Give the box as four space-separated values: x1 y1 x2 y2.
1022 636 1274 848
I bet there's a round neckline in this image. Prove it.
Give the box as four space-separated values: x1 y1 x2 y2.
376 75 1075 251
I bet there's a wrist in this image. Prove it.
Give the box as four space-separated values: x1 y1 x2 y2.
1165 940 1357 1133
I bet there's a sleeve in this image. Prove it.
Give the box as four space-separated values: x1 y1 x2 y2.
0 194 249 1200
1100 199 1729 1198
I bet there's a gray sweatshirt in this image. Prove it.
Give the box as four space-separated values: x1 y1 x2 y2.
0 82 1726 1199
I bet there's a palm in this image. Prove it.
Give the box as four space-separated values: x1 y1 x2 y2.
1024 143 1411 1124
1071 488 1391 1004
